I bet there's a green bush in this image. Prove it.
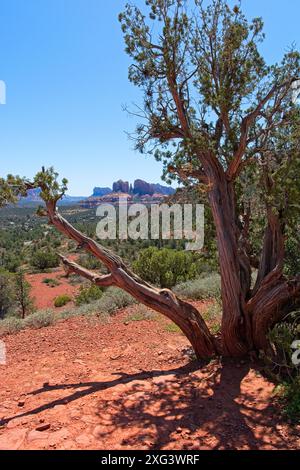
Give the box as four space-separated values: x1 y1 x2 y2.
0 317 23 337
78 253 102 270
0 270 15 318
75 284 104 306
174 274 221 300
54 294 72 308
97 287 137 315
265 311 300 422
265 313 300 381
133 247 208 288
42 278 60 287
202 300 222 334
24 309 55 329
30 249 59 271
281 379 300 422
125 305 156 322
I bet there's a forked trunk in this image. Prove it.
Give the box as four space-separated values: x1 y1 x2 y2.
208 172 251 356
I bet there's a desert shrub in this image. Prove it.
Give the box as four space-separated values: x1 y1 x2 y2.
68 274 85 285
54 294 72 308
42 278 60 287
57 301 110 322
265 311 300 422
202 300 222 334
78 253 102 270
0 270 15 318
96 287 136 315
174 274 221 300
277 378 300 423
164 323 181 333
75 284 103 306
30 249 59 271
125 304 156 322
133 247 207 288
24 309 55 329
13 270 35 318
0 317 23 337
284 234 300 277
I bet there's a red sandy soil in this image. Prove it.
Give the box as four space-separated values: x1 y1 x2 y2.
0 304 299 451
26 270 80 310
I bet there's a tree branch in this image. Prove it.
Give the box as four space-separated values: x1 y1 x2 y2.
59 255 114 287
227 78 300 180
43 199 216 358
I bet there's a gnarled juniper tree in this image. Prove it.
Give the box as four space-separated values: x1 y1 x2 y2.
1 0 300 358
118 0 300 356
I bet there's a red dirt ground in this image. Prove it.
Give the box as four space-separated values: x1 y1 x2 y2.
26 270 80 310
0 304 299 450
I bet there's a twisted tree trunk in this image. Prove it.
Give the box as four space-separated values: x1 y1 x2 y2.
45 201 217 359
208 171 252 356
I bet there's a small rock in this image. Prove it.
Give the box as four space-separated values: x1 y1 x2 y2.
110 355 122 361
17 401 25 408
35 423 51 432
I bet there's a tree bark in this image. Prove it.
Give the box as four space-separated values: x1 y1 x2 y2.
205 163 252 356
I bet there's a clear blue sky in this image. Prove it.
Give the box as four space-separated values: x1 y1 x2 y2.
0 0 299 196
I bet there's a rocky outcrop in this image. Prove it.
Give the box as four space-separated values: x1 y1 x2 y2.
133 180 175 196
133 179 154 196
113 180 129 193
92 187 112 197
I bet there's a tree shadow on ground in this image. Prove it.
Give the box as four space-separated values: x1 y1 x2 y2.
0 359 293 449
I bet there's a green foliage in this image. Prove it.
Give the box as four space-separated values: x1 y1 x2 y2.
96 287 136 315
42 278 61 287
119 0 268 162
33 167 68 204
125 305 156 322
174 273 221 300
133 247 206 288
75 284 104 306
54 294 72 308
202 300 222 334
30 249 59 271
0 316 23 336
265 312 300 422
284 233 300 277
0 309 55 337
278 378 300 423
164 322 181 333
78 254 102 270
264 312 300 381
24 309 55 329
0 175 30 207
13 270 35 318
0 270 15 318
